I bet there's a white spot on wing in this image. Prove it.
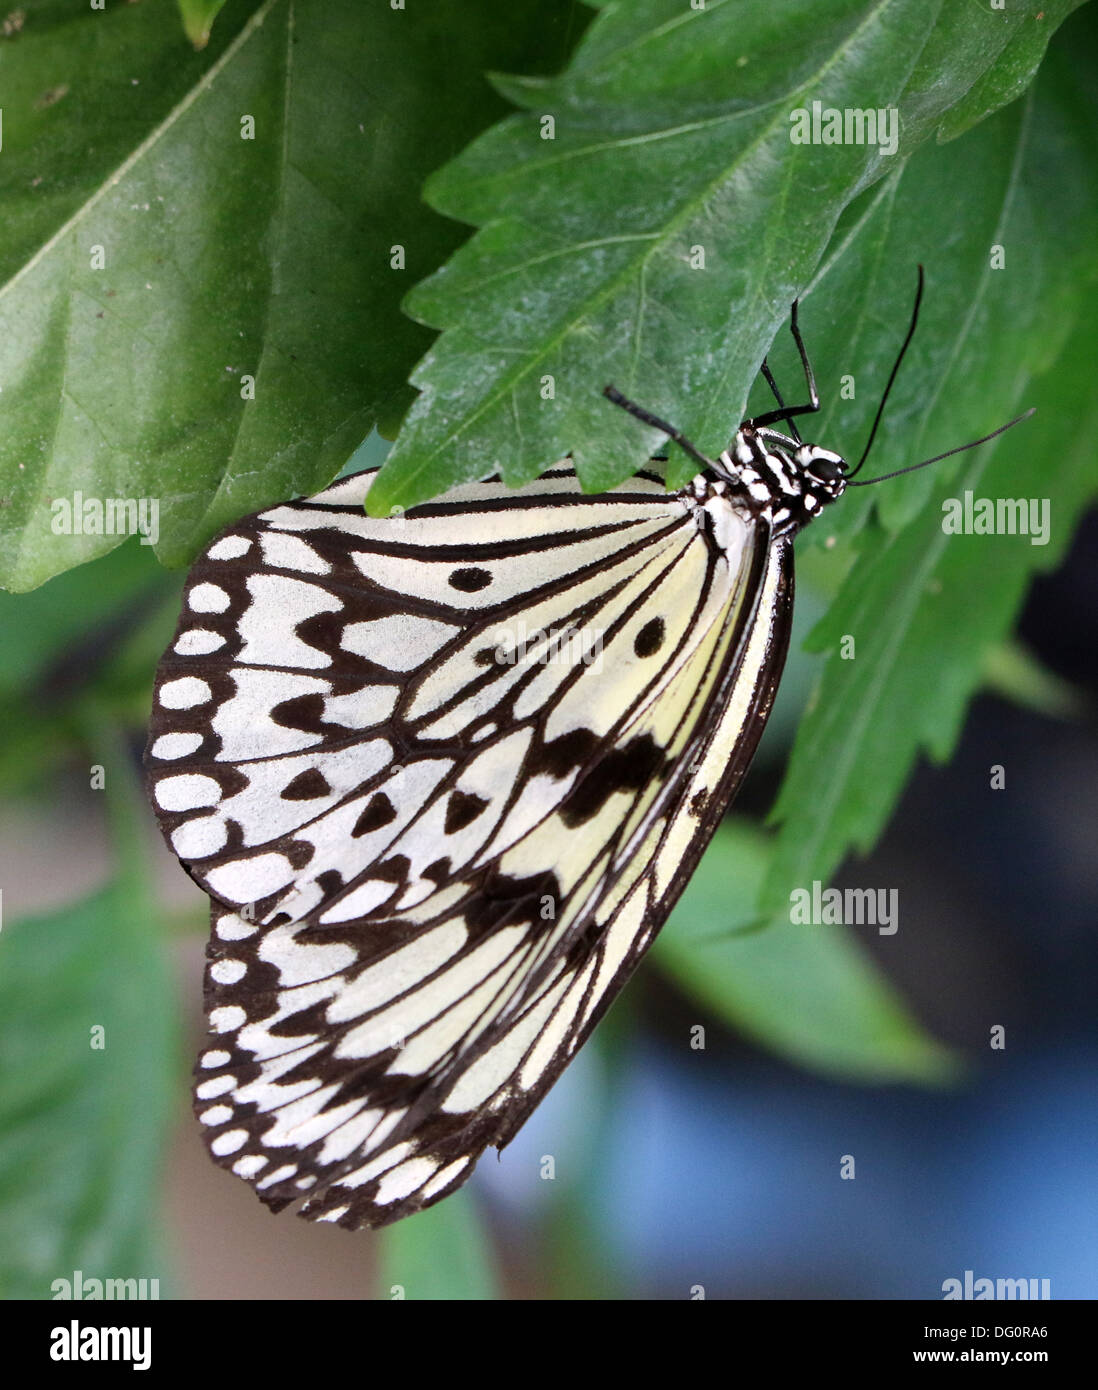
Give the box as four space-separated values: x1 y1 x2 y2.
259 532 331 575
232 1154 268 1177
236 575 342 669
342 615 458 671
211 1128 248 1155
335 1140 414 1190
190 583 230 613
215 914 258 941
174 629 226 656
315 1205 349 1223
208 535 252 560
257 922 357 986
155 773 220 811
321 684 399 729
256 1164 298 1189
150 732 203 760
318 878 396 923
159 677 211 709
171 815 227 859
205 852 297 904
196 1075 235 1100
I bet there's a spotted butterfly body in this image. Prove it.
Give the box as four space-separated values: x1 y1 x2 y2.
146 418 847 1228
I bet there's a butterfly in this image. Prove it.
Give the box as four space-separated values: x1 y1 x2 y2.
145 270 1030 1228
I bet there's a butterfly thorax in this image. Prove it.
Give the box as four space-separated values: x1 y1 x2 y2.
705 425 847 538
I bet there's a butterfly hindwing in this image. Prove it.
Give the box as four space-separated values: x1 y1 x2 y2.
148 464 792 1227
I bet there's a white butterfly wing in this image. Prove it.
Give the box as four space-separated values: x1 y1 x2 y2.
147 465 792 1226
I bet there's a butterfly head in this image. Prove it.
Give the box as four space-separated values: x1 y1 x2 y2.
794 443 848 505
716 429 848 534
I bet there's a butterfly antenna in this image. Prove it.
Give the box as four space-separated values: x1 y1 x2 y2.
603 385 715 473
846 265 925 481
846 407 1036 486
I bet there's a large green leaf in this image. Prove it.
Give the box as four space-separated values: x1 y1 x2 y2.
653 822 957 1082
0 0 582 590
757 32 1098 920
0 750 178 1299
368 0 1083 514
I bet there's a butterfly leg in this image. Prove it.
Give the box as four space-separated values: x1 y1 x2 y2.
758 358 803 444
749 297 822 431
602 385 717 473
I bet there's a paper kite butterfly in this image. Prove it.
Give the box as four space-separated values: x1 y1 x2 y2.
145 272 1029 1228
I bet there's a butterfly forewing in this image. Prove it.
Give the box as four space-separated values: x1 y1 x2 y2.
147 463 792 1227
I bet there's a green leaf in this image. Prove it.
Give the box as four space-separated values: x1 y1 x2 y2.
0 0 583 590
368 0 1082 515
932 2 1083 144
758 29 1098 919
177 0 229 50
653 821 957 1083
375 1190 499 1300
0 736 178 1297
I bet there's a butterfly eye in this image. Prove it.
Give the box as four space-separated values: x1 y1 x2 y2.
811 457 844 485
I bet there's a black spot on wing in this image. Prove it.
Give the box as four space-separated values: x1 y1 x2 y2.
634 617 665 658
269 692 321 731
449 566 492 592
444 790 489 834
462 869 562 939
280 768 332 800
315 868 344 895
284 839 316 869
424 857 452 885
269 687 396 738
352 792 397 837
532 727 600 780
560 734 666 828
